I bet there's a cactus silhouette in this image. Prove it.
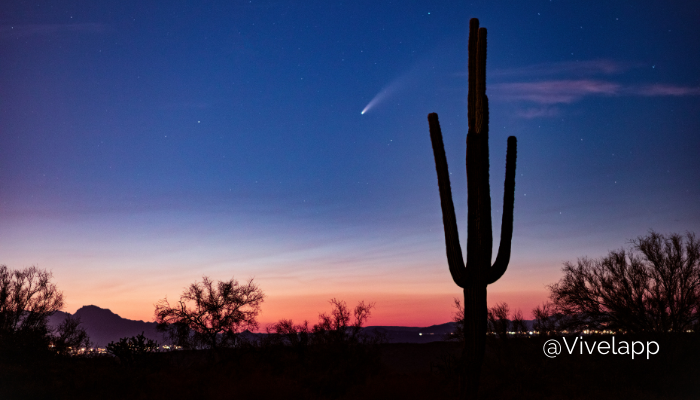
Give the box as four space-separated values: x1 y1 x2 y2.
427 18 517 398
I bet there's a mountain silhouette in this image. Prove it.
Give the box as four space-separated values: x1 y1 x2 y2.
48 305 535 346
48 305 162 348
364 322 460 343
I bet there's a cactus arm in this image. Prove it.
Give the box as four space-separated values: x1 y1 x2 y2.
487 136 517 285
428 113 467 288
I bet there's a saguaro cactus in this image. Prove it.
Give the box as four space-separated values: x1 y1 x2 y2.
427 18 517 398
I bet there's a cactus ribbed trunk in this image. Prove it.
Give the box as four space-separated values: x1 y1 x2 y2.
428 18 517 399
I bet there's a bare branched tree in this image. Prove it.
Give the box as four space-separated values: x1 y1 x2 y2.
106 332 159 365
487 303 510 339
510 309 528 335
532 302 561 335
547 231 700 333
265 299 378 351
0 265 89 358
449 298 466 342
312 299 375 345
267 319 310 347
51 315 91 355
0 265 64 335
451 300 527 340
154 276 264 349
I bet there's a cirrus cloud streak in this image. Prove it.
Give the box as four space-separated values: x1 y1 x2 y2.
490 80 700 106
491 79 621 104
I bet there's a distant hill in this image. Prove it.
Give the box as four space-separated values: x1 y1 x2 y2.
365 320 536 343
48 305 162 348
364 322 459 343
48 306 535 347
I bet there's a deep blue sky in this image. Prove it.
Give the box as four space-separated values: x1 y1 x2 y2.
1 1 699 325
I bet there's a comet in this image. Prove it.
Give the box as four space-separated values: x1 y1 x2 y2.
360 56 434 115
361 84 398 115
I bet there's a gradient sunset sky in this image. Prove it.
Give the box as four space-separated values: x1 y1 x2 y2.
1 1 699 327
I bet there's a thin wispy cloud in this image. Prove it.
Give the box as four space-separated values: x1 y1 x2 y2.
629 84 700 97
491 80 620 104
0 23 106 39
491 80 700 106
486 59 700 117
516 106 560 119
491 59 633 78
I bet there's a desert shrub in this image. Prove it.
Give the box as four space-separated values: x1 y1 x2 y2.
51 315 91 356
546 231 700 333
262 299 384 398
106 332 159 365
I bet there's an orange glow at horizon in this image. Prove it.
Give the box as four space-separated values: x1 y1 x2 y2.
62 288 549 330
7 215 562 329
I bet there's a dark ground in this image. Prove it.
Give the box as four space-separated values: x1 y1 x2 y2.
2 334 699 399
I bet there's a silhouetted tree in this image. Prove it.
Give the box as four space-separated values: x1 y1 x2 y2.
427 18 518 399
267 319 310 349
487 302 510 339
0 265 64 334
532 302 563 335
51 315 91 355
266 299 379 351
547 231 700 333
0 265 67 358
510 309 528 335
154 276 264 349
304 299 382 398
311 298 375 346
449 298 466 342
451 300 527 340
107 332 159 365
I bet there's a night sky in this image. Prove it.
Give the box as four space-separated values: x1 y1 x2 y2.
1 1 699 327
